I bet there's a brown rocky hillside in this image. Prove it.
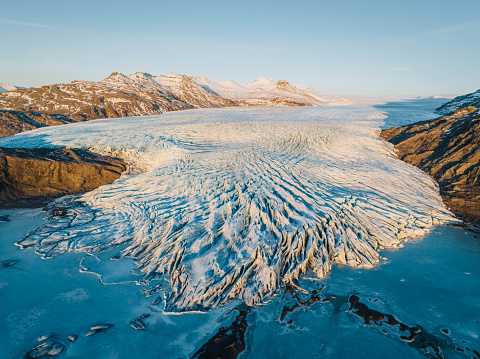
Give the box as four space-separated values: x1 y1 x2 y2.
381 106 480 227
0 72 356 138
0 147 127 208
0 72 237 138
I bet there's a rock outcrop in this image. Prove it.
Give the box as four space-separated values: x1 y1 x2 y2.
380 106 480 227
0 147 127 208
0 72 356 138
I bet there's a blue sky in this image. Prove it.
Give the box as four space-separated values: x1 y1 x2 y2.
1 0 479 95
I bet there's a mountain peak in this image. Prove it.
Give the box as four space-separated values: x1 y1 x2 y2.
104 72 129 82
0 83 22 92
253 76 275 83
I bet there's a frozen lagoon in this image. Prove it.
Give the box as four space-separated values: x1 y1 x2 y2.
0 103 479 358
1 210 479 358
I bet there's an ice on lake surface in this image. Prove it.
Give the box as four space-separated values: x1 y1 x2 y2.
0 102 479 358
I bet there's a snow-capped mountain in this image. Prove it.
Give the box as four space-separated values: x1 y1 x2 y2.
194 76 354 106
435 89 480 115
0 83 25 92
0 72 357 138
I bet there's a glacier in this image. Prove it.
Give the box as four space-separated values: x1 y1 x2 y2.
0 105 453 311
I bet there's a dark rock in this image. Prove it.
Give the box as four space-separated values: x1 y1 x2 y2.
0 214 9 221
348 295 448 358
473 349 480 358
0 147 126 208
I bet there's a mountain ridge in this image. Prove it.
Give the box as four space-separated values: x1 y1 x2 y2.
0 72 356 138
435 89 480 115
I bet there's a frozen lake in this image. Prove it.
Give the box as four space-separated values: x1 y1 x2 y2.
0 102 479 358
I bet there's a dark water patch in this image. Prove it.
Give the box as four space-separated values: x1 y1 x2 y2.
274 285 478 358
279 285 351 322
279 284 325 322
0 259 17 269
192 306 251 359
373 97 450 129
347 295 476 358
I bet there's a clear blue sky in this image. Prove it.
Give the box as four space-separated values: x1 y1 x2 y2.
1 0 479 95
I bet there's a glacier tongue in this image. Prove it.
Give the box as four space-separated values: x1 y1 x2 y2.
7 106 453 311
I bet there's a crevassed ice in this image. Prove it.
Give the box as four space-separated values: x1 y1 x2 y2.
4 106 453 311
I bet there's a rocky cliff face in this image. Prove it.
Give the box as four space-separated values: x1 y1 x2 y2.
0 72 356 138
380 106 480 227
0 147 127 208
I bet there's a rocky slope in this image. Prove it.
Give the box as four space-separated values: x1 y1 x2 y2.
381 106 480 227
435 89 480 115
0 147 127 208
0 72 356 138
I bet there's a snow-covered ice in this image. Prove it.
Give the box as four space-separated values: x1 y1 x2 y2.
0 106 453 311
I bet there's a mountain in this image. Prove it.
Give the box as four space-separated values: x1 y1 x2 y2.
0 83 25 92
193 76 353 106
0 72 356 138
381 106 480 227
435 89 480 115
